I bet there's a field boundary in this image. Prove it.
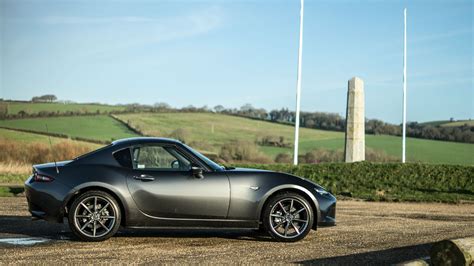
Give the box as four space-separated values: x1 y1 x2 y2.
0 126 109 145
109 114 145 136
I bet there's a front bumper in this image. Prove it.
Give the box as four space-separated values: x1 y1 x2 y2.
316 193 337 227
318 202 336 226
24 175 71 223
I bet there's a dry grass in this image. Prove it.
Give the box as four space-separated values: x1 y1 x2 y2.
0 162 31 175
0 139 96 166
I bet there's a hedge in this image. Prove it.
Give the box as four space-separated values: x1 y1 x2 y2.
234 162 474 203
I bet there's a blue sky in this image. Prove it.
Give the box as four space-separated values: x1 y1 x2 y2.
0 0 472 123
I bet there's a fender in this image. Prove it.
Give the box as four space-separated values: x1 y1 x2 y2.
61 181 135 225
256 184 321 223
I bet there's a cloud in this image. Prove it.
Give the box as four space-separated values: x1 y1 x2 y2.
39 16 161 25
6 6 224 56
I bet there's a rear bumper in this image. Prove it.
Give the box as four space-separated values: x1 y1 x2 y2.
24 175 70 223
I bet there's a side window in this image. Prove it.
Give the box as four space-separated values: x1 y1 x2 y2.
132 145 191 171
113 148 132 168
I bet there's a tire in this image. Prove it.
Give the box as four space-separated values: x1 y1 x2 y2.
68 190 121 242
262 192 314 242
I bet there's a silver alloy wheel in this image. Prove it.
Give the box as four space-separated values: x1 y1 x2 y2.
73 196 116 238
269 198 309 239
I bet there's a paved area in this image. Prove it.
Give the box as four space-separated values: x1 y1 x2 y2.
0 197 473 264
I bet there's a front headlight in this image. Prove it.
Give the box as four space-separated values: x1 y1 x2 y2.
314 187 329 196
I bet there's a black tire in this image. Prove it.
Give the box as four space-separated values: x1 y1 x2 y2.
262 192 314 242
68 190 121 242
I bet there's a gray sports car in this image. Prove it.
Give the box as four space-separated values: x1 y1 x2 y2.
25 137 336 242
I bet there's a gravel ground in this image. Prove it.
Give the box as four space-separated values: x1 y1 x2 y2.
0 197 473 264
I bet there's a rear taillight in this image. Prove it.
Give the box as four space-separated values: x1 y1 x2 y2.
33 173 54 182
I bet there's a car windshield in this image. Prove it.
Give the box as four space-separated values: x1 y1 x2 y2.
182 144 223 171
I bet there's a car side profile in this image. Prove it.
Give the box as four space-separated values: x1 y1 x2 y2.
25 137 336 242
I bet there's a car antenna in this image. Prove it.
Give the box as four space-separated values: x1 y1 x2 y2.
45 124 59 174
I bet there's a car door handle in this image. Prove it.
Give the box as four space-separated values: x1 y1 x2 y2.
133 174 155 181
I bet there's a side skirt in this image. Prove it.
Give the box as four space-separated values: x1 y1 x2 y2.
125 219 259 229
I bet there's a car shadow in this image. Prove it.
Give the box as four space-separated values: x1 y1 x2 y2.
296 243 432 265
0 215 273 242
0 215 70 240
116 228 274 242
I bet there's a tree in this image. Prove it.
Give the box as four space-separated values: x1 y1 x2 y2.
240 103 254 114
154 102 171 109
0 103 8 119
31 94 57 102
214 105 225 113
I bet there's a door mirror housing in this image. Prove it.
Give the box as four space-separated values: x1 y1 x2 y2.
171 160 180 169
191 166 204 179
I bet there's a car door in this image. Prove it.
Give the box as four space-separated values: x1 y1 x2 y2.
126 144 230 219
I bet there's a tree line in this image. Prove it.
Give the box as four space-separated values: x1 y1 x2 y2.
1 98 473 143
121 102 474 144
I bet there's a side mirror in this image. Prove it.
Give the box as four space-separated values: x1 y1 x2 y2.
191 166 204 179
171 160 180 169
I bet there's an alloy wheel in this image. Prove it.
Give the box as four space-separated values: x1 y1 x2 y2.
73 196 116 238
269 198 309 239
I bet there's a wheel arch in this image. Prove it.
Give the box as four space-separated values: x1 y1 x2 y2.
257 185 320 230
63 183 127 227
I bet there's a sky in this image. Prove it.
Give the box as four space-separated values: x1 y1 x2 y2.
0 0 472 123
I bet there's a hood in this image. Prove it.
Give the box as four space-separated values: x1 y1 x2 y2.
225 167 272 173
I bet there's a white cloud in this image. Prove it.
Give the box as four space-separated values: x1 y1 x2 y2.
39 16 161 24
7 6 225 56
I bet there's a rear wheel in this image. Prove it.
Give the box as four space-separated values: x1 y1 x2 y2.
68 190 121 241
262 192 314 242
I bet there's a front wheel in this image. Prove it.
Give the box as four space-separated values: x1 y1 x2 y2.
262 192 314 242
68 190 121 241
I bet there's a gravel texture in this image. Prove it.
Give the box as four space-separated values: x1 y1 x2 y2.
0 197 473 264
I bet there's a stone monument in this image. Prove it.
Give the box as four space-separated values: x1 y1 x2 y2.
344 77 365 162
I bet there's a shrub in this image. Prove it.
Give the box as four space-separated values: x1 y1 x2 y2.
292 148 396 164
233 162 474 203
257 135 290 148
168 128 190 143
275 153 292 163
219 141 272 164
188 140 215 153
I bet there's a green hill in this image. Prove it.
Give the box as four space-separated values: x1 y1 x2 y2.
0 128 101 148
2 101 125 115
421 119 473 127
0 115 138 142
0 112 472 165
115 113 474 165
440 120 474 127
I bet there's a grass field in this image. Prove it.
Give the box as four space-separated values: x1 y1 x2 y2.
116 113 474 165
116 112 341 146
440 120 474 127
0 115 139 142
3 101 126 115
0 128 102 147
0 112 472 165
420 119 473 127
